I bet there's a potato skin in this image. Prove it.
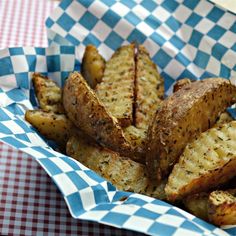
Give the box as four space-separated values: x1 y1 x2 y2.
25 110 76 149
63 72 136 159
81 45 105 89
173 78 191 93
146 78 236 182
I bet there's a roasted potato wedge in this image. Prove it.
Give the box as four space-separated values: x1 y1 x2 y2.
165 121 236 201
63 72 137 159
184 193 209 221
215 112 233 126
135 45 164 130
145 179 167 200
66 135 166 200
208 189 236 226
185 189 236 225
146 78 236 182
25 110 76 148
173 78 191 93
123 125 147 156
81 45 105 89
32 73 64 113
95 44 135 127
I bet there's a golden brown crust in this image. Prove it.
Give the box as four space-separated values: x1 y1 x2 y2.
208 190 236 225
135 45 164 130
32 73 64 114
25 110 76 149
146 78 236 182
81 45 105 89
66 135 166 200
95 44 135 127
173 78 191 93
63 72 136 158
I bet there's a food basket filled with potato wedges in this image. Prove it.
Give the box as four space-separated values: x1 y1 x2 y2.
1 0 236 235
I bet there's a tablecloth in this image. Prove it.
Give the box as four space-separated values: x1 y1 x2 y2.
0 1 144 235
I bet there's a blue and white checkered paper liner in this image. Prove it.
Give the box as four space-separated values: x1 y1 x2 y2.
46 0 236 95
0 46 225 236
0 1 235 236
0 50 233 236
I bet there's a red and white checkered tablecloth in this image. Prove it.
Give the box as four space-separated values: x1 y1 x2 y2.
0 1 145 235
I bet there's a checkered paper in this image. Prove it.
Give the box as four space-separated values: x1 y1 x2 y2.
0 47 232 236
0 1 236 236
46 0 236 95
0 142 146 236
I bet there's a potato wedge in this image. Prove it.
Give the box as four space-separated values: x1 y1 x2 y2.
146 78 236 181
145 179 167 200
135 45 164 130
95 44 135 127
81 45 105 89
63 72 136 158
66 135 166 200
208 189 236 226
25 110 76 148
184 193 209 221
185 189 236 224
32 73 64 113
173 78 191 93
123 125 147 155
165 121 236 201
215 112 233 126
